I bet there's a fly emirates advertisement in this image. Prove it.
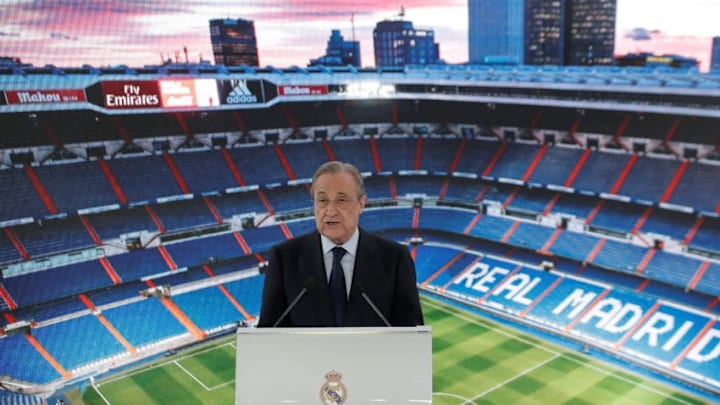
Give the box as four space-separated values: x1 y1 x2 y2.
102 79 220 109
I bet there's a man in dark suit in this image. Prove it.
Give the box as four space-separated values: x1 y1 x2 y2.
258 161 423 327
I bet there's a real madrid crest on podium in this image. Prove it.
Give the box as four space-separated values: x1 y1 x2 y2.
319 370 348 404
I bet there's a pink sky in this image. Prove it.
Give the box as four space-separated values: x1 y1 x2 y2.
0 0 717 70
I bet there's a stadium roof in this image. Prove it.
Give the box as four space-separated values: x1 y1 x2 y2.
2 62 720 91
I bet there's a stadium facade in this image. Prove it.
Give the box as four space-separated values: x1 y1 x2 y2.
469 0 616 66
0 62 720 402
373 20 440 67
209 18 260 67
309 29 361 67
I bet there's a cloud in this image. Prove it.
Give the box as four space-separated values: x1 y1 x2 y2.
50 32 78 40
624 27 655 41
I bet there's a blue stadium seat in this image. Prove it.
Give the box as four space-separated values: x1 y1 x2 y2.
418 207 477 234
172 287 247 330
694 262 720 300
108 248 172 281
571 151 630 194
667 161 720 212
549 194 595 219
11 297 87 323
528 145 584 186
0 334 61 384
221 275 264 317
375 138 416 172
618 155 679 201
209 192 267 218
32 313 126 370
506 222 556 251
421 138 462 172
0 169 48 222
0 228 24 264
549 231 601 262
364 176 392 200
11 216 96 259
361 207 413 232
106 155 182 203
85 205 156 240
279 140 332 179
170 150 237 194
101 298 186 347
262 184 312 213
2 260 114 307
487 143 539 180
394 175 443 198
589 200 645 233
507 188 554 214
639 208 694 241
591 239 648 274
151 199 217 232
643 250 703 289
454 139 502 174
689 216 720 253
163 233 246 268
442 178 483 202
325 139 376 173
240 225 287 253
415 245 479 288
33 161 118 214
467 215 514 242
227 144 287 186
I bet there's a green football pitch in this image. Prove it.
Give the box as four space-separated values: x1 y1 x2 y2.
76 297 709 405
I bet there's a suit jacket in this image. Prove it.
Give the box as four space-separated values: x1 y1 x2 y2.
257 228 424 327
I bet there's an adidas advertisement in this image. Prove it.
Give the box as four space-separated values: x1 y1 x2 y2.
216 79 277 105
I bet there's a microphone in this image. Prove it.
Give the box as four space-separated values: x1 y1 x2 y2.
272 276 316 327
360 291 392 327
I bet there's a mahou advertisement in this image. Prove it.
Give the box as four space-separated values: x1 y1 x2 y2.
102 80 161 109
278 85 328 96
5 89 86 105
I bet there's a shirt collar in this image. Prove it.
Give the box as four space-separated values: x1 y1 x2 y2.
321 227 360 258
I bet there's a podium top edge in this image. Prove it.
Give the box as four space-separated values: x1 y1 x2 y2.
236 326 431 335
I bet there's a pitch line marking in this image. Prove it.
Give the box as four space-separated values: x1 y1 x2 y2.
97 341 236 387
468 354 560 402
174 360 211 391
207 379 235 391
432 392 478 404
424 299 698 405
90 381 112 405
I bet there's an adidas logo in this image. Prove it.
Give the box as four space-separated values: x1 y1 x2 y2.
226 81 258 104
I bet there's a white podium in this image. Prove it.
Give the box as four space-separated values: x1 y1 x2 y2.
235 326 432 404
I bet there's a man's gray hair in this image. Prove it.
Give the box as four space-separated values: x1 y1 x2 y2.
310 161 365 198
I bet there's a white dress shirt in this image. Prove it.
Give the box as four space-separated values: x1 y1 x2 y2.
320 227 359 298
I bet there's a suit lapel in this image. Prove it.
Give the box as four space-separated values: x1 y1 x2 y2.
348 230 382 316
299 232 335 324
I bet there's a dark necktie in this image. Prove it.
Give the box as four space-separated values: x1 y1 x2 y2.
330 246 347 326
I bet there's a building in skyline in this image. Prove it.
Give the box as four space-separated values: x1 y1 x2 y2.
469 0 616 66
524 0 565 65
711 37 720 72
209 18 259 67
373 19 439 67
309 30 361 67
615 52 699 69
468 0 524 65
565 0 616 65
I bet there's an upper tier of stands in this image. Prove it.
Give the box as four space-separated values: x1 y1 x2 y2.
2 138 719 223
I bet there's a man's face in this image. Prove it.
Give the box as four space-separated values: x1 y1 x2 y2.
313 171 366 244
